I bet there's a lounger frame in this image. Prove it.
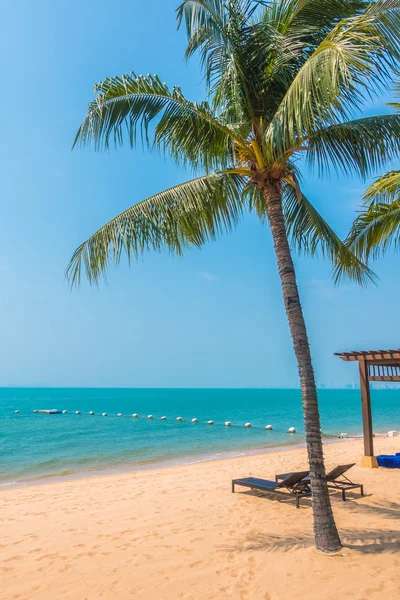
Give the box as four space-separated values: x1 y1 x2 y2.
325 464 364 500
275 463 364 501
232 472 311 508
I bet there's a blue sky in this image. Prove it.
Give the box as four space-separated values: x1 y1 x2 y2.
0 0 399 388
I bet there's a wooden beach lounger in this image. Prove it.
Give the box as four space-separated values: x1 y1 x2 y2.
232 471 311 508
275 463 364 501
325 463 364 500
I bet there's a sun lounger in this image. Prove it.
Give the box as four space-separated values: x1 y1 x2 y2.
276 463 364 501
325 463 364 499
232 471 311 508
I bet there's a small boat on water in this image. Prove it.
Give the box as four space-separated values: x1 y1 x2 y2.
35 409 62 414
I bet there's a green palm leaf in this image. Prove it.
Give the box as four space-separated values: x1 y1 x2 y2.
387 80 400 109
283 183 377 285
345 79 400 260
267 0 365 36
266 2 400 158
363 170 400 203
347 170 400 259
348 198 400 260
306 114 400 178
178 0 265 124
74 73 248 171
66 173 246 285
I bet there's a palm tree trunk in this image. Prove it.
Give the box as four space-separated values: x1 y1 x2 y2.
263 181 342 553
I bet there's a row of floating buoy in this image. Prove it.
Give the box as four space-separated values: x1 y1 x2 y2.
21 410 297 432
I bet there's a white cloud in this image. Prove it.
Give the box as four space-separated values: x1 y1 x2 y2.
198 271 218 282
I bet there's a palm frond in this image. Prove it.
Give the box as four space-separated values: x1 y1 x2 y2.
343 76 400 261
74 73 248 171
347 197 400 260
266 0 364 37
177 0 230 88
363 170 400 204
283 183 377 286
290 0 366 28
177 0 261 124
345 170 400 260
306 114 400 178
177 0 255 62
66 173 246 286
178 0 237 80
387 79 400 109
177 0 227 43
267 3 400 157
258 0 367 118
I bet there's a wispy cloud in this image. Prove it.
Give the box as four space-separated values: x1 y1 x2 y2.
198 271 218 283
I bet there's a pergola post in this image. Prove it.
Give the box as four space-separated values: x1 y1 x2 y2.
359 358 378 468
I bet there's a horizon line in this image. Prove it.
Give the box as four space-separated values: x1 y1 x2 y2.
0 385 367 390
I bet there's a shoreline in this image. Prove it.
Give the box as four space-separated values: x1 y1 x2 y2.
1 435 356 491
4 388 399 496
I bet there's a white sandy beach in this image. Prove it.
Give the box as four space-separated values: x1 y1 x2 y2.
2 437 400 600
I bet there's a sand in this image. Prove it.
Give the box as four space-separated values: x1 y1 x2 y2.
2 437 400 600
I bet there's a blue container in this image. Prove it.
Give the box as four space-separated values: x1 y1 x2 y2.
377 455 400 468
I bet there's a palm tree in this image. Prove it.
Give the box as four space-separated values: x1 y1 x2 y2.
68 0 400 553
346 83 400 259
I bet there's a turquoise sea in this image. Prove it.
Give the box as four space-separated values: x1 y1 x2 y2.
1 387 400 487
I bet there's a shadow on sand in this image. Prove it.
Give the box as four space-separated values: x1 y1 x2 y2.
236 488 400 519
227 492 400 554
232 528 400 554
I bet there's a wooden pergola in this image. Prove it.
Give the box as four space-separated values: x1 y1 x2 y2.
335 349 400 468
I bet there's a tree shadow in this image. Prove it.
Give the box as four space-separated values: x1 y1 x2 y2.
223 528 400 555
236 489 400 520
337 496 400 521
235 489 312 509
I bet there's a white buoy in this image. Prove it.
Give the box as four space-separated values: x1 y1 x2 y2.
75 411 81 415
244 422 252 428
224 421 232 427
117 413 123 417
89 411 94 415
14 410 20 414
62 410 68 414
102 412 108 417
176 416 183 422
160 416 167 420
287 427 296 434
191 418 198 423
132 413 138 418
265 424 273 430
147 415 154 419
207 420 214 425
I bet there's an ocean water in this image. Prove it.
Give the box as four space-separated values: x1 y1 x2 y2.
1 387 400 487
